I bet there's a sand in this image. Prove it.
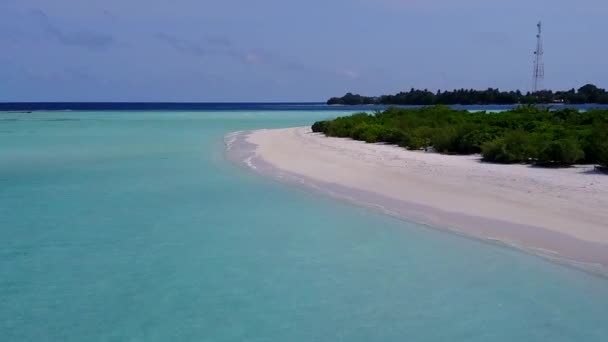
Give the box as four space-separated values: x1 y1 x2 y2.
227 127 608 274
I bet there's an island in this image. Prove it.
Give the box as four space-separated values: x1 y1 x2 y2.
327 84 608 105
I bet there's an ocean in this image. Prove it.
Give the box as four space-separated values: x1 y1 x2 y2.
1 107 608 341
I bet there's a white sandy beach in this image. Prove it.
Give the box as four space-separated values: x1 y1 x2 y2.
233 126 608 271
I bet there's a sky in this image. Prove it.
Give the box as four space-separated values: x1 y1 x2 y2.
1 0 607 102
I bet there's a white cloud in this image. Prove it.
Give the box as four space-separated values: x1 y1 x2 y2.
336 69 360 80
244 52 262 65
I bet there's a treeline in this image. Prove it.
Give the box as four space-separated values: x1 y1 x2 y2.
311 106 608 167
327 84 608 105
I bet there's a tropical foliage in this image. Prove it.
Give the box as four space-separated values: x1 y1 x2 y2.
311 106 608 167
327 84 608 105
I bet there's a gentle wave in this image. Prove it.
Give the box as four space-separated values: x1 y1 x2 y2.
244 156 257 169
224 131 243 151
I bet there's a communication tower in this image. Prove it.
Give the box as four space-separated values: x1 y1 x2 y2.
533 21 544 92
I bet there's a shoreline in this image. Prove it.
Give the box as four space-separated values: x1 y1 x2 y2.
226 127 608 276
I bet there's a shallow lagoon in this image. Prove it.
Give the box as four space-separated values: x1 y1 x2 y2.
1 109 608 341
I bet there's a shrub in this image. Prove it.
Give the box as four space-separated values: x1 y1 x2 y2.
325 113 374 137
481 130 535 163
378 128 410 146
536 138 585 166
351 123 385 143
582 123 608 164
481 139 506 162
431 126 458 153
408 126 434 150
456 129 496 154
599 142 608 167
311 121 328 133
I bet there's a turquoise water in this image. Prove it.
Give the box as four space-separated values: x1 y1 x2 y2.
1 110 608 341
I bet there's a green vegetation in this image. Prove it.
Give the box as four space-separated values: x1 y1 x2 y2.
327 84 608 105
311 106 608 167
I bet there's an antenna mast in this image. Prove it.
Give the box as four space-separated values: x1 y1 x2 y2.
533 21 544 92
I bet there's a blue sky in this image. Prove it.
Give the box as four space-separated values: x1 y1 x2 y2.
1 0 607 101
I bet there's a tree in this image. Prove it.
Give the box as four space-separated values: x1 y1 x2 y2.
326 84 608 105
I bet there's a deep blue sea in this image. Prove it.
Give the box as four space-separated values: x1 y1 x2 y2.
1 106 608 341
